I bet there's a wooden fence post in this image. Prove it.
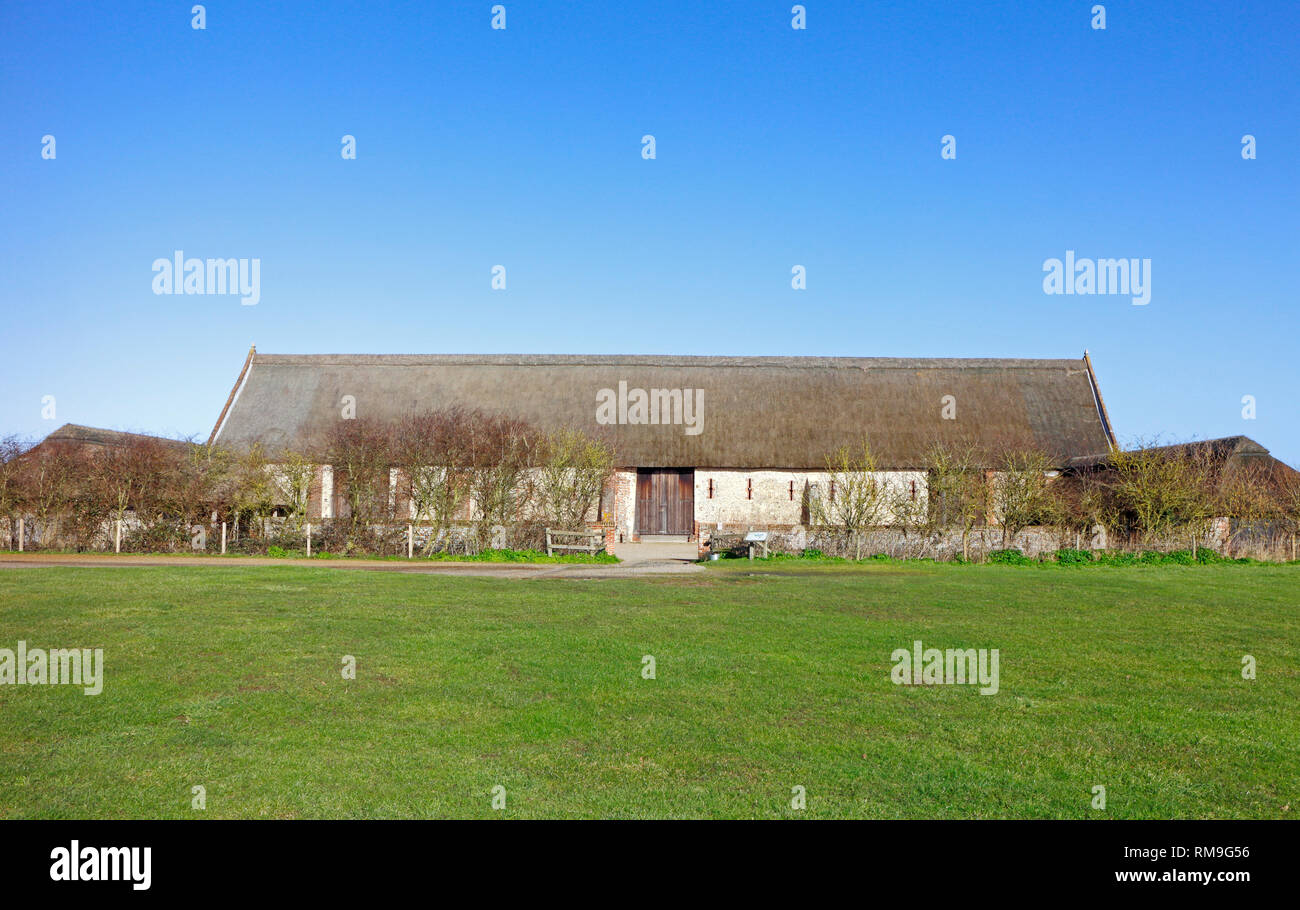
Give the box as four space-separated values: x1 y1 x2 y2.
407 524 413 559
17 518 23 552
115 520 121 553
306 523 312 558
221 521 227 555
546 529 552 556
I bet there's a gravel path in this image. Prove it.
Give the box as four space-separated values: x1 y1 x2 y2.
0 552 704 579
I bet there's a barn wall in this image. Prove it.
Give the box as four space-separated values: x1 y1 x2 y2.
610 469 637 542
693 469 927 529
294 461 941 543
320 465 334 519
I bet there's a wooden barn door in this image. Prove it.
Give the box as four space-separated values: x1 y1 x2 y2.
636 469 695 536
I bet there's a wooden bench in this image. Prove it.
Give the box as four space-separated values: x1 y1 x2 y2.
545 528 605 557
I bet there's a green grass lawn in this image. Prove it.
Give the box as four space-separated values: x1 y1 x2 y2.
0 563 1296 819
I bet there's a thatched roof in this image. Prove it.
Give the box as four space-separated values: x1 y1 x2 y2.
33 424 190 454
1068 436 1300 482
210 350 1117 469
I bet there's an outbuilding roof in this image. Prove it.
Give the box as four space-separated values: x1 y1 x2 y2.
34 423 191 453
1067 435 1300 482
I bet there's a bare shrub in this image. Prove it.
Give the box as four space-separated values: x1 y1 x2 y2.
226 444 277 540
148 442 229 550
1106 441 1193 548
12 442 80 548
886 478 927 558
1102 439 1222 554
464 414 544 549
392 408 474 553
810 438 890 559
274 450 317 532
1274 469 1300 561
89 437 174 537
1051 466 1117 549
1214 460 1274 556
325 418 396 545
537 427 616 531
0 436 34 547
925 441 991 562
991 449 1059 549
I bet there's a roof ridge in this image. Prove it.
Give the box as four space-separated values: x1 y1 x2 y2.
249 353 1088 369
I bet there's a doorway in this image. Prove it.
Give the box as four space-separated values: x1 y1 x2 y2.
635 469 695 537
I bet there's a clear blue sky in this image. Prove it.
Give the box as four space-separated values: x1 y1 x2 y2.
2 1 1297 464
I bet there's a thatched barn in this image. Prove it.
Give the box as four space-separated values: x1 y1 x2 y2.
208 348 1117 542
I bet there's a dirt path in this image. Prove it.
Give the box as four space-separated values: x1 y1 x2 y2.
0 552 704 579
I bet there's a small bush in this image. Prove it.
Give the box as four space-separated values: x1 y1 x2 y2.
989 549 1033 565
267 545 291 558
1054 548 1093 565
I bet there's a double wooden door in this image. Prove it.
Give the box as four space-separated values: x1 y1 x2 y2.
636 469 695 536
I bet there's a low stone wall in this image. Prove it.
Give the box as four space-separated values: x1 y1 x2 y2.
701 520 1241 561
2 512 1290 561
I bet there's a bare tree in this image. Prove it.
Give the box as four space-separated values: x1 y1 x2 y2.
392 408 474 553
13 442 79 548
0 436 33 547
991 449 1058 549
156 442 229 549
1274 469 1300 562
537 428 616 531
886 476 927 558
812 438 890 559
465 414 543 549
1216 460 1275 556
925 441 991 562
1107 440 1195 548
90 437 172 539
273 449 317 533
227 444 277 539
64 448 111 551
325 418 395 538
1176 442 1223 558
